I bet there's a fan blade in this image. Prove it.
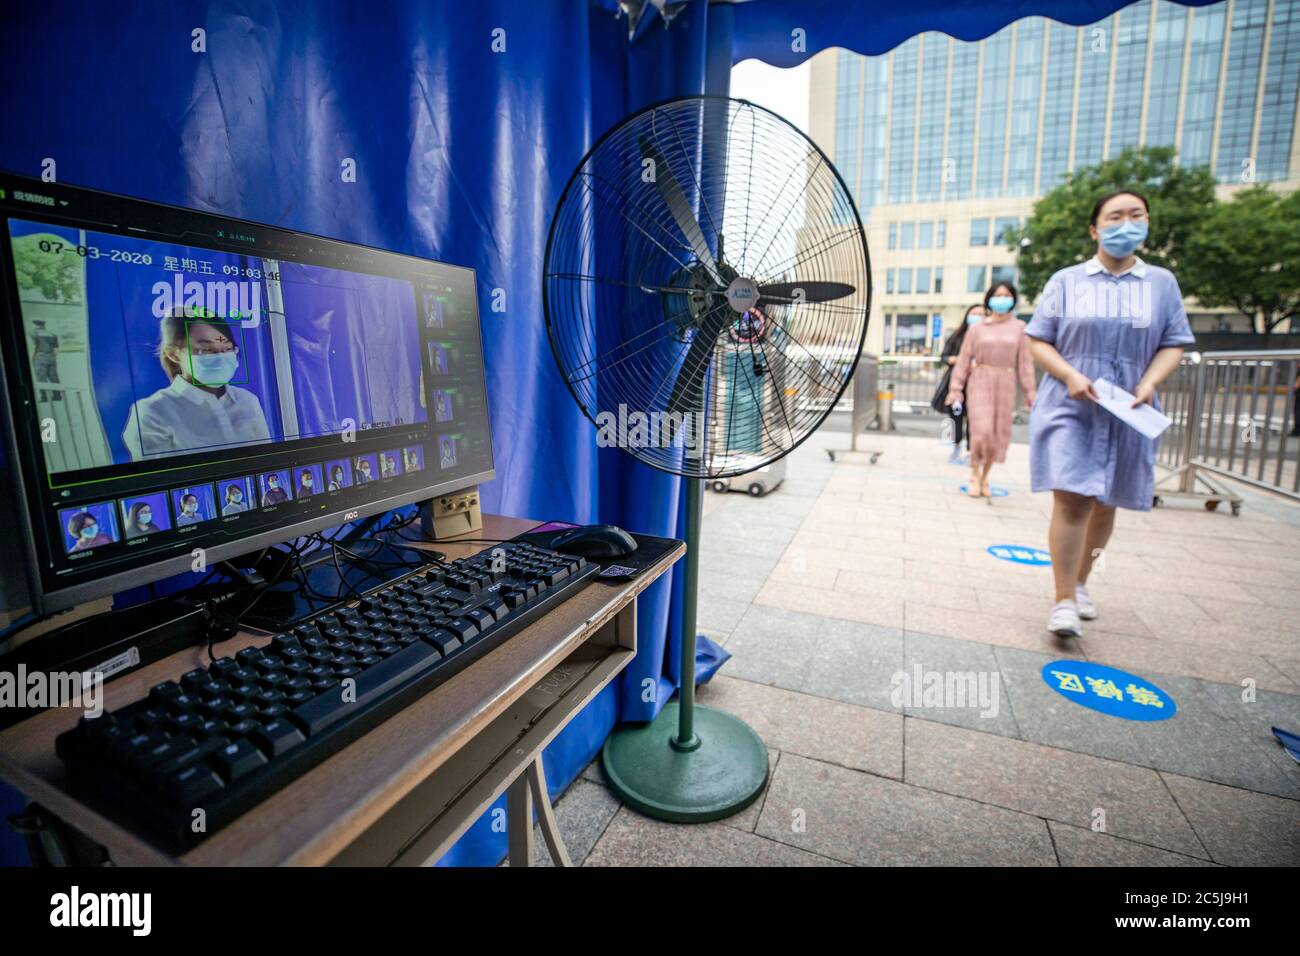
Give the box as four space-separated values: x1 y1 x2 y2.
638 135 720 283
756 281 855 305
664 309 730 417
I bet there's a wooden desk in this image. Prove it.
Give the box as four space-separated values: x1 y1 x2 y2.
0 514 683 866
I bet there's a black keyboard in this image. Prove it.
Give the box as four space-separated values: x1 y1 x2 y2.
57 540 598 851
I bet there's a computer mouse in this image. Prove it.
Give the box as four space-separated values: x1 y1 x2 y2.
549 524 637 559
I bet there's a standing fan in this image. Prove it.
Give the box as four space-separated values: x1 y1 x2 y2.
544 96 870 820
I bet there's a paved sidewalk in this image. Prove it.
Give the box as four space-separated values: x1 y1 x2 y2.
542 431 1300 866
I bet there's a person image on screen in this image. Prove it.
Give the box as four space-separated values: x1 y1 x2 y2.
328 464 346 491
29 319 61 402
354 458 374 483
222 483 249 516
176 493 204 526
123 311 271 461
381 454 397 478
67 511 111 552
435 392 449 421
124 501 158 539
298 468 316 499
440 437 455 468
404 448 421 471
262 474 289 506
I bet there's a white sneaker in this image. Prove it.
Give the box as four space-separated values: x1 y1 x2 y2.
1075 584 1098 620
1048 601 1082 638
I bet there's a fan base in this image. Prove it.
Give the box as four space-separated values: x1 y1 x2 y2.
600 703 768 823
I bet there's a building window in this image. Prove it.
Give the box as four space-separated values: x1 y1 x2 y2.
934 267 944 293
918 221 933 249
900 222 915 250
888 39 920 202
994 217 1020 246
970 218 989 246
888 222 897 249
898 268 913 294
967 266 987 293
990 265 1019 288
1215 0 1268 181
1182 5 1227 169
916 267 931 294
976 28 1012 197
886 268 895 294
892 314 929 354
936 221 946 248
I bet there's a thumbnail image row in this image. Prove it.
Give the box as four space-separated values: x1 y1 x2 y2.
58 438 460 555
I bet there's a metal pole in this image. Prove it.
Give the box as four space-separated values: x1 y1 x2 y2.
674 475 702 751
1179 358 1206 493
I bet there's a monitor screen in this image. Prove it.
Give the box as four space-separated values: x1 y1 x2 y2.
0 173 494 613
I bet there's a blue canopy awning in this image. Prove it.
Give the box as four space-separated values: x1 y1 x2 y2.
605 0 1221 67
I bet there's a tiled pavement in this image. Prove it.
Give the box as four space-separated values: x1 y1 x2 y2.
537 431 1300 866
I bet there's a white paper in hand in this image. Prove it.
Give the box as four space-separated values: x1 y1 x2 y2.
1093 378 1172 440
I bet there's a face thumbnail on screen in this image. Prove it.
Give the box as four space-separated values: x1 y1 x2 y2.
352 453 378 484
59 501 120 554
325 459 352 492
218 476 254 516
259 469 293 507
294 463 323 499
120 492 171 539
438 435 458 469
172 484 217 526
6 218 428 477
402 445 424 473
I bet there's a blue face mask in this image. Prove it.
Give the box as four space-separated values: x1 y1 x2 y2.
138 510 153 525
1100 220 1148 257
230 492 242 504
988 296 1014 314
966 314 982 326
189 351 239 386
80 524 99 539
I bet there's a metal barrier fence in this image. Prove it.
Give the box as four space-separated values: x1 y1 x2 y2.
879 356 945 411
1157 350 1300 507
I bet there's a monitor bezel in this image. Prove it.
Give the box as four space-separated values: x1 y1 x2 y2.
0 171 496 616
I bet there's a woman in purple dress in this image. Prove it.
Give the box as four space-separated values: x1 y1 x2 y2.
1026 191 1194 638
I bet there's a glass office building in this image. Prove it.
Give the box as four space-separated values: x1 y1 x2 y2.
808 0 1300 354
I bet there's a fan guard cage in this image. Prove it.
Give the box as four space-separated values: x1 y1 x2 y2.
544 96 871 479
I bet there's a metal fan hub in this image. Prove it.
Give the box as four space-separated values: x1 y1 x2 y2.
723 275 760 314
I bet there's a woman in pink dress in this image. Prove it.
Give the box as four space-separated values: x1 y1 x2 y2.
945 283 1037 497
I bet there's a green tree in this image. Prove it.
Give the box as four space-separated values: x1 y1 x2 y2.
1180 185 1300 335
1006 147 1217 300
11 234 81 302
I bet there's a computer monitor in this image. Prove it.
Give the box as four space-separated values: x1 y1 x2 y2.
0 172 495 615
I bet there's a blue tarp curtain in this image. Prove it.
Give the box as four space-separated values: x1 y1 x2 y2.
0 0 1209 866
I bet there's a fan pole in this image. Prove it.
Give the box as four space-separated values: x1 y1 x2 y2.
600 475 769 822
674 475 703 751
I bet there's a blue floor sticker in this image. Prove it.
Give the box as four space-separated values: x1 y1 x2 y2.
1042 661 1176 721
986 544 1051 565
961 484 1009 496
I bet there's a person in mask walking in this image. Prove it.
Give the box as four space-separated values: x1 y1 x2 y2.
124 310 271 461
1025 190 1194 638
933 304 985 464
946 283 1037 498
